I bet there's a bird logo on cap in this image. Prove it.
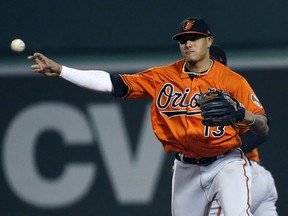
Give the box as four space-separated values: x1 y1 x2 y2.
182 20 195 31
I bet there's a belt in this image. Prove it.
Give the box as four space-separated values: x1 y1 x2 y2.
175 151 231 167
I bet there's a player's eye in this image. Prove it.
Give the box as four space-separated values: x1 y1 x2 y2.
178 36 206 44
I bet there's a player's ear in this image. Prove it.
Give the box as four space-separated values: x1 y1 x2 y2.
207 36 214 47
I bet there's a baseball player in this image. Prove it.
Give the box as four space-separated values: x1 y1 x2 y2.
209 44 278 216
27 17 269 216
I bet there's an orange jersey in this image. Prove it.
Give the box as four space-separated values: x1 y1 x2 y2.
119 60 265 158
245 148 260 163
237 127 261 162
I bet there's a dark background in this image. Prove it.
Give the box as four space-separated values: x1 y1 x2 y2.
1 0 287 215
1 0 288 55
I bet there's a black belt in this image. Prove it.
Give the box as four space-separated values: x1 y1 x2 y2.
175 151 231 167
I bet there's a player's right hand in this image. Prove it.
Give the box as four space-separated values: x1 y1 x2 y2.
27 52 62 77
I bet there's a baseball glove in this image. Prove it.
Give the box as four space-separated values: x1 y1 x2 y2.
197 89 245 126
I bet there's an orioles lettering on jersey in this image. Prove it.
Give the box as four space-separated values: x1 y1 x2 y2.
157 83 201 118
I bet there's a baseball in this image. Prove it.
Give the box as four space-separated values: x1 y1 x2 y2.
10 39 25 53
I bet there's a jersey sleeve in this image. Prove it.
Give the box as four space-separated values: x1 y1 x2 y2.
111 68 157 99
229 76 266 115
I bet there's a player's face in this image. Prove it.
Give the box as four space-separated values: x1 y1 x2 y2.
179 35 213 63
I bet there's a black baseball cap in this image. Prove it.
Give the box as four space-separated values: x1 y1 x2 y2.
210 44 227 66
172 17 212 41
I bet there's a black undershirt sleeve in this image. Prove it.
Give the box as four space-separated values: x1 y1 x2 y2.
110 74 128 98
241 115 269 153
240 131 267 153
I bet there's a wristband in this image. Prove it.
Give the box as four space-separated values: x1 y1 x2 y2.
248 114 256 126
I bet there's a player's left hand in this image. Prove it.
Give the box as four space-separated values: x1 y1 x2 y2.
27 52 62 77
197 89 245 126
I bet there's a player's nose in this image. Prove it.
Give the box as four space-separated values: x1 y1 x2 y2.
185 40 194 48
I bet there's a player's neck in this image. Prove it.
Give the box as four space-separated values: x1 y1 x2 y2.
184 59 213 76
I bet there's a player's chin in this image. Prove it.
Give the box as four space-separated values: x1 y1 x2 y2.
184 56 198 64
183 53 197 61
